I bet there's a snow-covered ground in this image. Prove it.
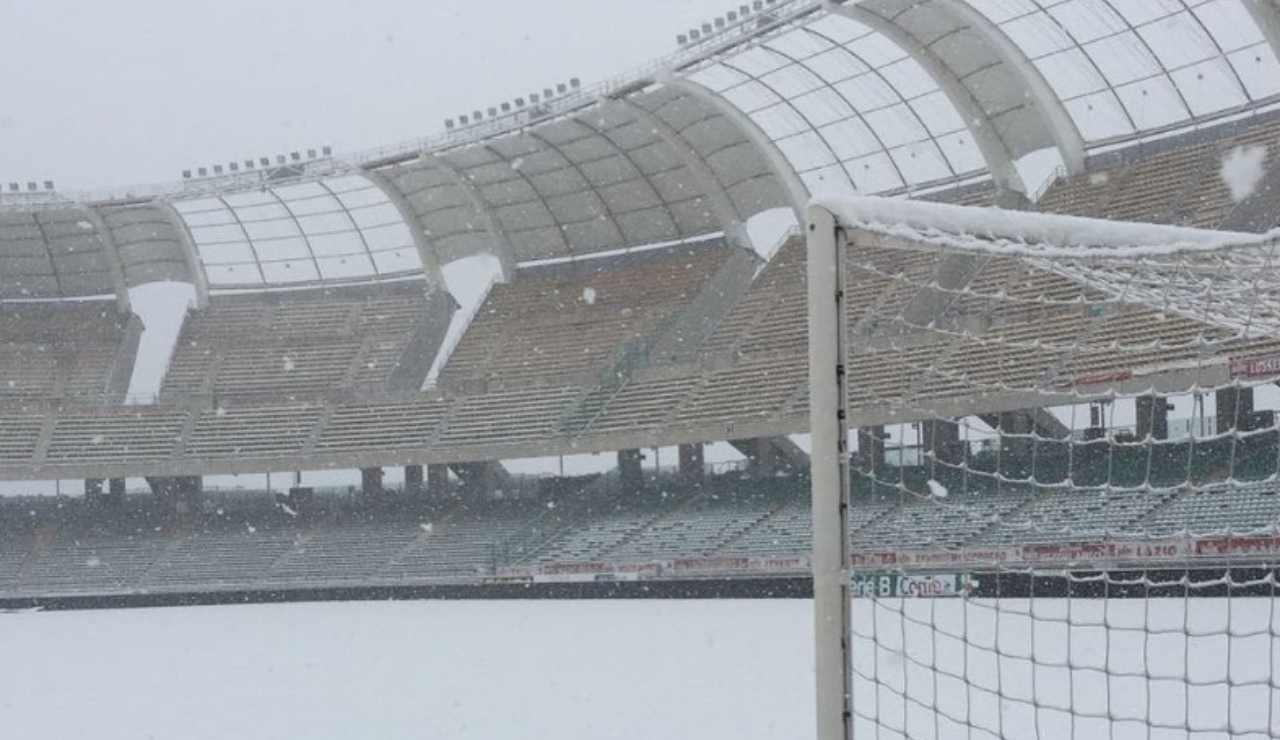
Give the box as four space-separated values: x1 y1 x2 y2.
2 598 1275 739
0 600 810 740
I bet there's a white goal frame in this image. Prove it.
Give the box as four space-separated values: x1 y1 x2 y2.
807 202 854 740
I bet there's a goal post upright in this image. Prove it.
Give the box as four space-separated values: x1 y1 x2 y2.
806 202 854 740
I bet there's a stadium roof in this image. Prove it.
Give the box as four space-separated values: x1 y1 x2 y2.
2 0 1277 303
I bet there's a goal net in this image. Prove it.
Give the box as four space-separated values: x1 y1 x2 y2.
806 197 1280 740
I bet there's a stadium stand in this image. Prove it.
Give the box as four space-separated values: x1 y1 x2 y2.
0 300 141 404
9 464 1280 597
438 241 735 388
161 282 452 401
1037 114 1280 231
8 66 1280 601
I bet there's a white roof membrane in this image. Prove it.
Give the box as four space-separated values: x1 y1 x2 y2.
172 175 422 288
966 0 1280 141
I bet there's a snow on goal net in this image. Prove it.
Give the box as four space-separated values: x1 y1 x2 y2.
806 197 1280 740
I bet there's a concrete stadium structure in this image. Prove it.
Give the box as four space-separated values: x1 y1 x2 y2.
5 0 1280 600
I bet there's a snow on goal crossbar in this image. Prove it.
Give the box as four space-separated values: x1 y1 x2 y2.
806 196 1280 740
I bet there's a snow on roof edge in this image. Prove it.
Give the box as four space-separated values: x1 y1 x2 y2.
810 195 1274 257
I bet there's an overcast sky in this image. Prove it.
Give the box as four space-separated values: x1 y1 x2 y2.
1 0 732 191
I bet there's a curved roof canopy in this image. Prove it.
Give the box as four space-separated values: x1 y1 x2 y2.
172 175 423 289
372 85 789 264
2 0 1278 301
971 0 1280 141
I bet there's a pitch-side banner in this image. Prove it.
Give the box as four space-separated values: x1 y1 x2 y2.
851 573 971 598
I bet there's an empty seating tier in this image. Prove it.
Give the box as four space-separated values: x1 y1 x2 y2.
161 282 439 400
1037 116 1280 231
440 242 732 386
0 300 139 404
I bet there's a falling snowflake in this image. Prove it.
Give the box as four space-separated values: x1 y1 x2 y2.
282 356 296 372
90 434 104 445
582 287 597 305
419 522 434 533
76 220 94 231
215 406 227 417
85 556 101 568
1220 145 1268 203
926 479 948 498
510 157 525 171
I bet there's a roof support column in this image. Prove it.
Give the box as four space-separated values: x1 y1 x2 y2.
1245 1 1280 60
610 96 752 249
660 75 811 225
419 153 517 281
361 167 447 289
930 0 1088 175
158 201 210 309
81 206 131 312
829 2 1029 202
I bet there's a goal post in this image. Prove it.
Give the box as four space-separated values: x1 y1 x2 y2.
807 202 854 740
806 195 1280 740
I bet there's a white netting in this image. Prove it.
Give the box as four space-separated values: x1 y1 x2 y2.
814 197 1280 739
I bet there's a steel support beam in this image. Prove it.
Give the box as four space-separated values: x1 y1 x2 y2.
1246 0 1280 61
931 0 1088 174
420 153 517 280
830 2 1029 200
661 75 811 225
609 96 752 248
81 206 131 312
362 166 446 289
157 200 210 308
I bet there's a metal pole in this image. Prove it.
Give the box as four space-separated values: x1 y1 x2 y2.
807 203 853 740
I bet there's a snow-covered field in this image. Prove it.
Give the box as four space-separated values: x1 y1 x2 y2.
2 598 1276 739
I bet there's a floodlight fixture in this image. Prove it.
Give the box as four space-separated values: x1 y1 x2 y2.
229 162 239 172
570 78 580 88
473 110 483 121
702 22 712 33
530 93 540 104
543 88 553 99
690 29 701 40
7 183 17 192
43 180 54 191
182 170 193 180
715 16 726 28
515 97 526 108
753 0 763 7
459 114 469 125
727 11 738 22
488 107 498 117
677 33 688 45
213 165 224 175
740 5 750 15
500 102 512 113
290 152 301 162
306 149 317 159
260 157 271 167
445 118 455 129
198 167 208 177
245 160 255 170
26 181 36 192
321 145 332 156
276 155 286 165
